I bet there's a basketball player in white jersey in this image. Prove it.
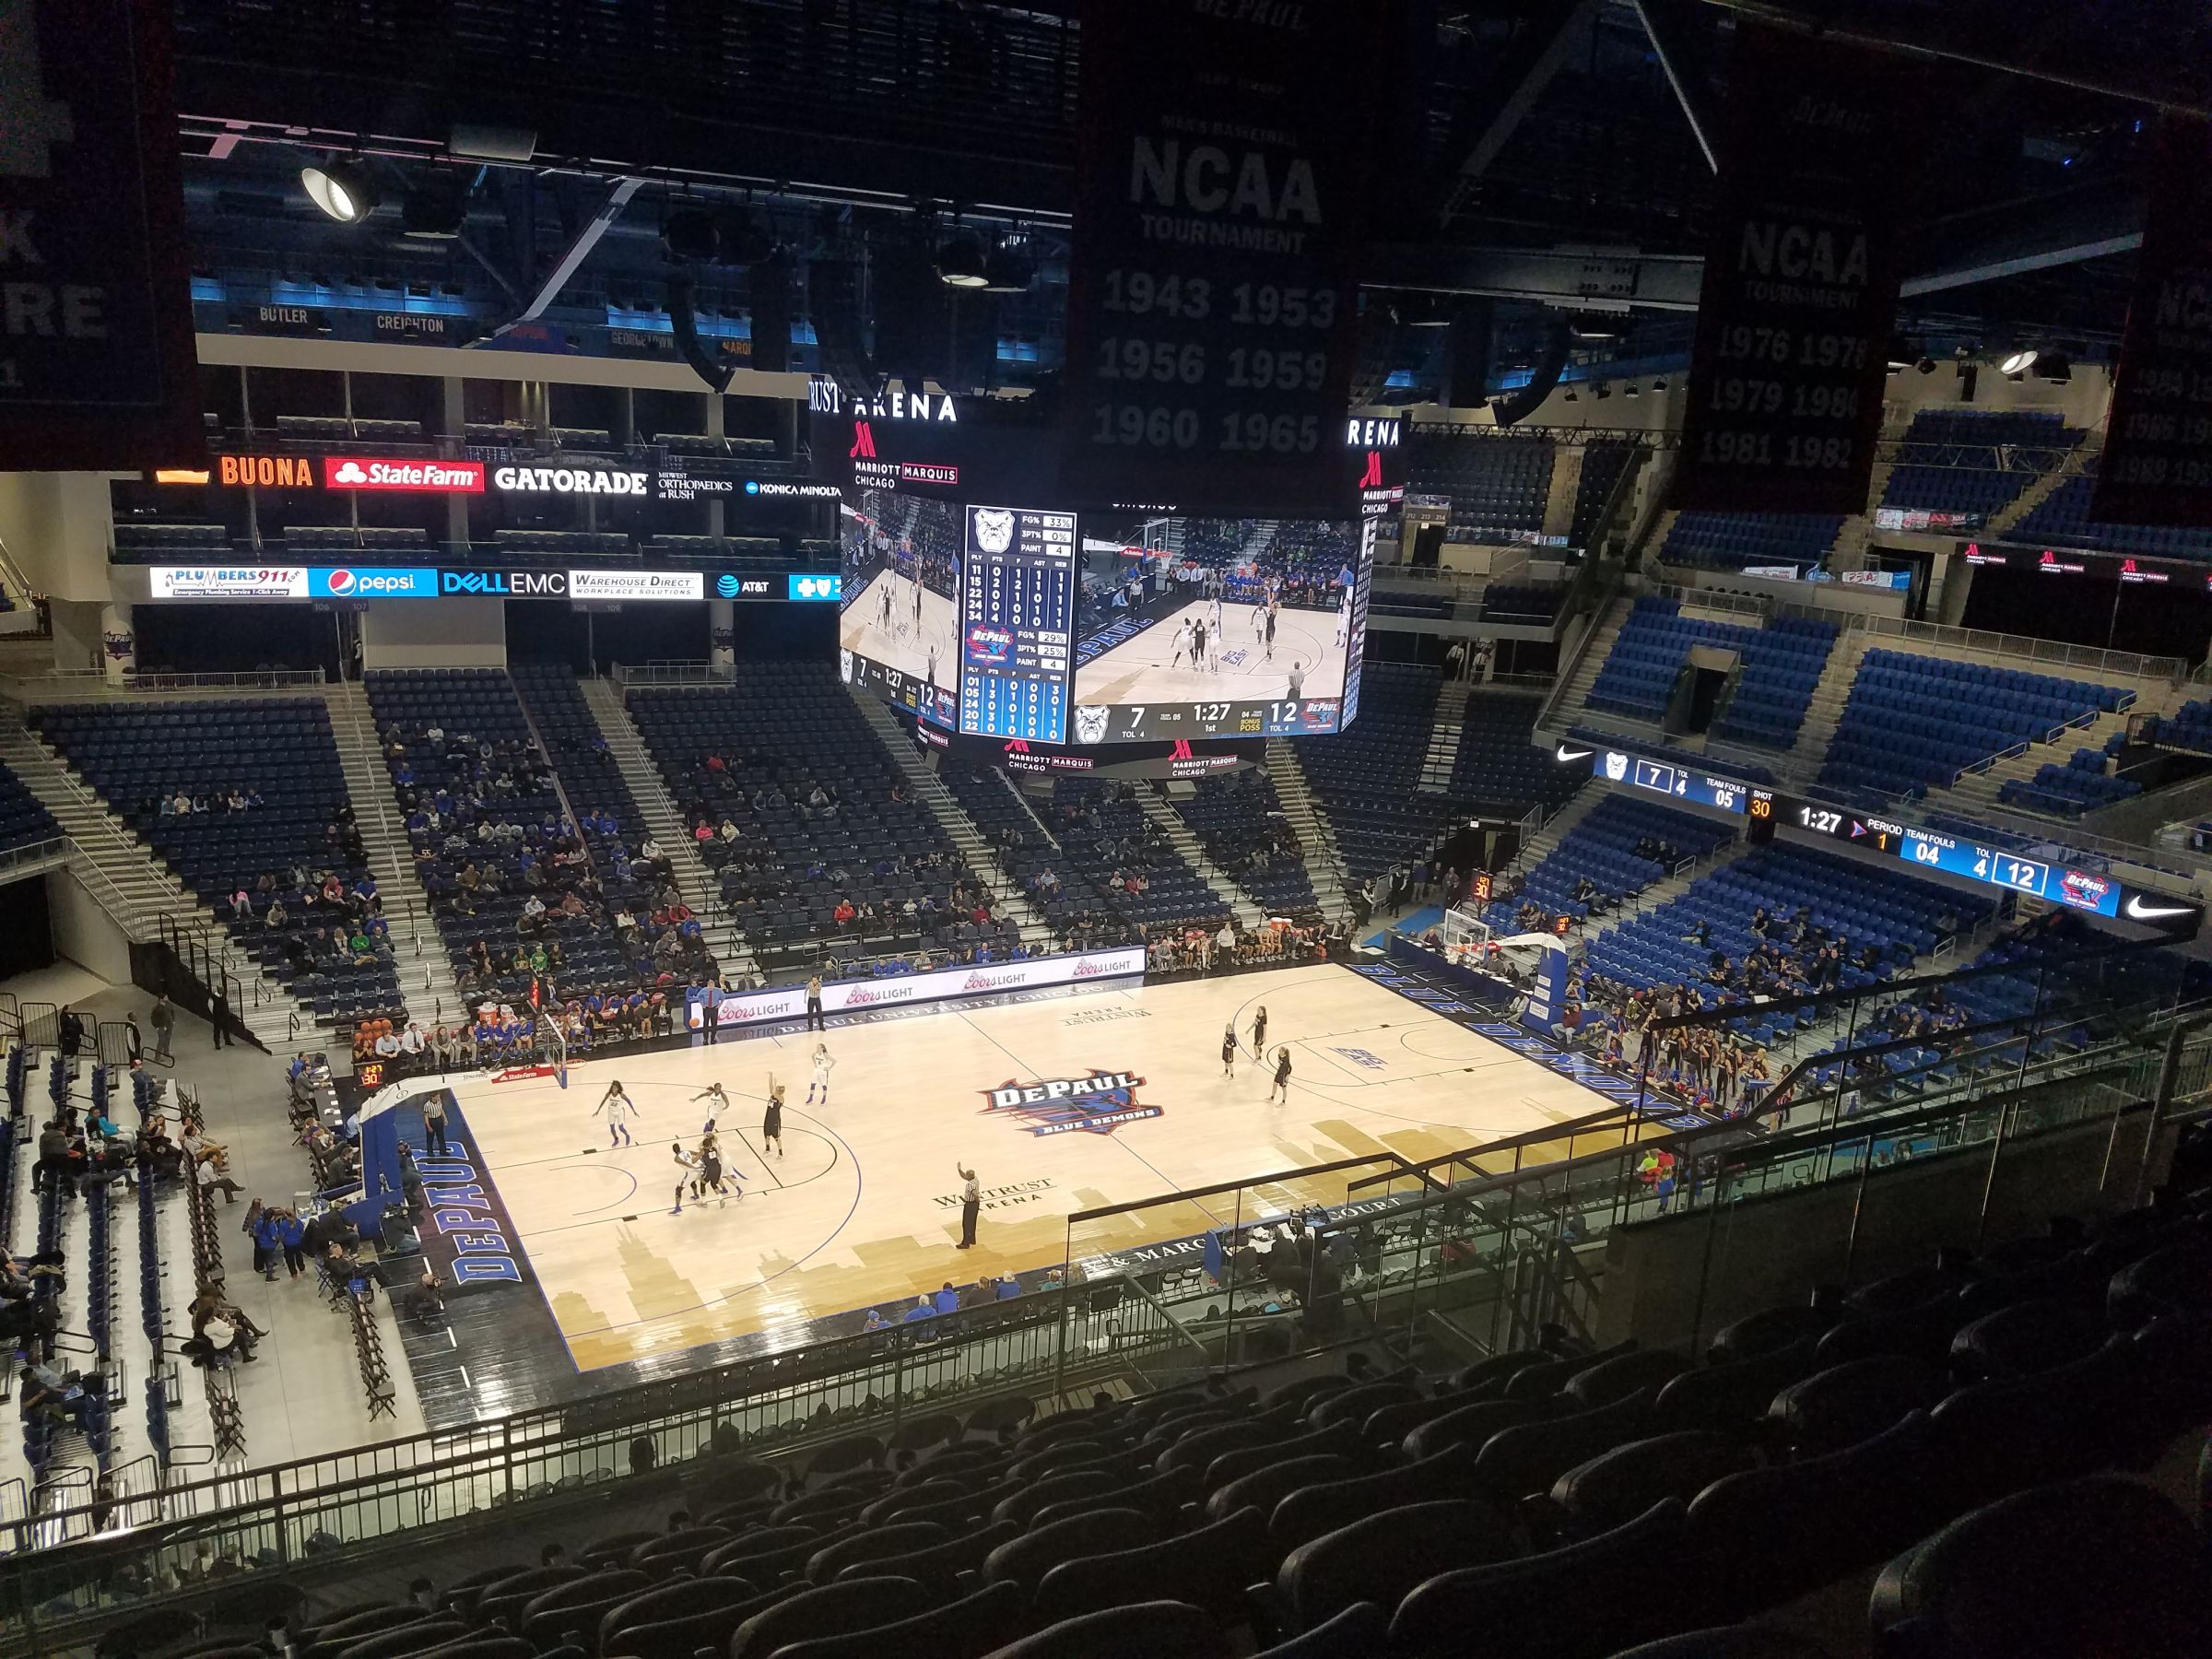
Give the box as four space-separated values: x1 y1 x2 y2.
594 1079 640 1147
1171 618 1196 669
806 1042 836 1107
1335 586 1351 647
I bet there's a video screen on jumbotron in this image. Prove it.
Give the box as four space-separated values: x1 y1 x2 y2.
1069 512 1372 742
839 489 961 728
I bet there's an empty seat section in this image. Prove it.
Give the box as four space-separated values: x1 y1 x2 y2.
1294 663 1450 883
1880 410 2085 522
1818 651 2130 798
1403 432 1556 540
1586 597 1837 749
1660 512 1841 574
1485 794 1734 930
1449 693 1587 812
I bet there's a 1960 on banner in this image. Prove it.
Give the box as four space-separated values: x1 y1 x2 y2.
1057 1 1392 517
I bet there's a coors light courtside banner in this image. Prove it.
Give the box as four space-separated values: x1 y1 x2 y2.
1674 29 1923 514
2092 116 2212 529
1056 0 1391 518
0 0 202 468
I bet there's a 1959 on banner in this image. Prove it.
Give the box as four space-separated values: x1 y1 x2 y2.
1057 1 1392 518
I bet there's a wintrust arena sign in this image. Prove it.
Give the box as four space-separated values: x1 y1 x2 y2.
323 456 486 493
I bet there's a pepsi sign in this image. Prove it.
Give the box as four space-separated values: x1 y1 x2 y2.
308 567 438 599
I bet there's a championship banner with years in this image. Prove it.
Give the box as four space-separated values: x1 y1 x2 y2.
1057 0 1392 517
1674 29 1923 514
2092 116 2212 529
0 0 202 468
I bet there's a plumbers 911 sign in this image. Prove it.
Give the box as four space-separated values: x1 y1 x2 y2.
0 0 201 468
1056 0 1391 518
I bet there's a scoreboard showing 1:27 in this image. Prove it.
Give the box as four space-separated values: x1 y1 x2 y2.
957 503 1077 743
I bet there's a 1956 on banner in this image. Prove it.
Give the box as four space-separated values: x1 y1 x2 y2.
1057 0 1393 517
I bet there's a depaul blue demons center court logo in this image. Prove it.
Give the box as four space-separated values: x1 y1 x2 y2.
982 1069 1158 1136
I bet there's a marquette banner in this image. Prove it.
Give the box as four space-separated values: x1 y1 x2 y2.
2093 116 2212 528
0 0 202 468
1675 29 1922 513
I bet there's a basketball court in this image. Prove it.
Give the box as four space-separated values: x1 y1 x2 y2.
1075 595 1350 710
839 563 960 690
436 961 1604 1374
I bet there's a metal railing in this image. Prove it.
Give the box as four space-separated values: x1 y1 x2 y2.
1841 613 2187 685
0 838 65 884
0 669 325 701
612 660 735 688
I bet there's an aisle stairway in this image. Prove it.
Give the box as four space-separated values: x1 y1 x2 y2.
324 683 459 1025
1135 782 1265 929
1985 460 2082 537
0 703 297 1047
1419 689 1464 792
1263 739 1355 930
578 677 759 983
844 691 1055 948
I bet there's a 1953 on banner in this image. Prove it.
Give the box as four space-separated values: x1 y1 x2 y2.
1057 0 1393 517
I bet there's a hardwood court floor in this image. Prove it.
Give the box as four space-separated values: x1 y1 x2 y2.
450 962 1603 1372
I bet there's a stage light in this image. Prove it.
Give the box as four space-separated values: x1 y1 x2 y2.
300 159 379 224
1917 357 1937 374
981 237 1036 294
935 229 990 288
1594 382 1610 400
2033 352 2072 383
400 172 466 240
1624 380 1641 397
1998 348 2038 375
1562 387 1579 402
662 206 718 265
714 207 780 267
1650 378 1666 393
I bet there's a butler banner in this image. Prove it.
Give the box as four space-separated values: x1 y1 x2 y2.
1057 0 1392 518
1675 29 1922 514
0 0 202 468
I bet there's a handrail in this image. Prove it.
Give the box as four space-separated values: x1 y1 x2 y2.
1533 561 1628 735
0 668 325 700
1843 612 2187 685
613 660 735 688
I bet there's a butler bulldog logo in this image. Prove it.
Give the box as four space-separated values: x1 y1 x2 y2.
1074 704 1110 746
971 506 1016 554
981 1069 1159 1136
1604 751 1629 782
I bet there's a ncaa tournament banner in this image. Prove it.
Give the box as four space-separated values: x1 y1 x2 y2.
2092 116 2212 529
0 0 203 468
1675 29 1924 513
1056 0 1394 518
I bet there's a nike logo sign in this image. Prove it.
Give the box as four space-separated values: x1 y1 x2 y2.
1556 746 1594 763
2124 895 2197 924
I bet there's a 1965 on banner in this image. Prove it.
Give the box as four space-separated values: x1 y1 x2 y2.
1057 1 1392 517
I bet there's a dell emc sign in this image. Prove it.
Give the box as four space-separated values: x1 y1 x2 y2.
441 570 569 597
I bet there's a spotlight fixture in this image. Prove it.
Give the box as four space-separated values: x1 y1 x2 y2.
1562 387 1579 402
300 158 380 224
2033 352 2073 383
1917 357 1937 375
981 237 1037 294
935 228 990 289
1998 348 2039 375
1594 382 1611 400
400 172 466 240
713 206 780 267
1650 378 1666 393
1624 380 1641 397
662 206 718 265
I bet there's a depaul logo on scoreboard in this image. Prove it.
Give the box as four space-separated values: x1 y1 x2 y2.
965 623 1016 666
981 1069 1158 1136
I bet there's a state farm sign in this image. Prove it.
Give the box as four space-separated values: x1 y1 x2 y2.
322 457 487 493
